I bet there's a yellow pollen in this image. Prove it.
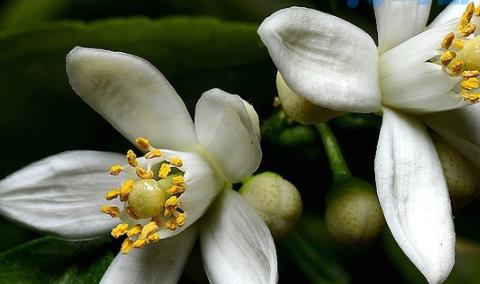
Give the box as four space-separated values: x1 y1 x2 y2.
126 207 138 219
139 222 159 240
170 157 183 167
111 223 129 238
165 220 177 230
168 185 185 195
159 164 171 179
127 150 138 167
121 239 134 254
127 224 143 237
146 232 161 244
136 167 154 179
460 23 476 37
441 32 455 49
448 60 464 75
462 91 480 103
176 213 186 227
101 205 120 218
462 77 480 90
463 70 480 78
461 2 475 27
105 190 120 200
440 51 456 66
145 149 162 159
164 196 178 216
475 6 480 17
109 165 123 176
120 179 134 202
453 39 465 49
171 176 185 187
135 137 150 150
133 238 146 248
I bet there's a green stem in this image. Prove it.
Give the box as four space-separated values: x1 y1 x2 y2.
315 123 351 182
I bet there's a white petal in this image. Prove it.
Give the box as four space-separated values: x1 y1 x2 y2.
66 47 197 151
380 25 467 114
375 107 455 284
101 224 198 284
375 0 432 52
422 104 480 169
200 189 277 284
157 150 223 239
0 151 124 240
195 89 262 183
429 0 479 30
258 7 381 113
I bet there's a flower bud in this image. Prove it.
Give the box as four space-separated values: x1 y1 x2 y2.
325 178 384 245
276 72 339 124
240 172 302 239
433 136 480 209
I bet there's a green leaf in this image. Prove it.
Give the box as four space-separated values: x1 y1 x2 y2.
0 17 274 177
0 237 113 283
0 0 68 28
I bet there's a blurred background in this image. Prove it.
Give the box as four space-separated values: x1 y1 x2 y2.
1 0 480 283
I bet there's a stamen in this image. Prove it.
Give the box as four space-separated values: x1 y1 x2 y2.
109 165 123 176
126 207 138 219
105 190 120 200
159 164 171 179
146 233 161 244
448 60 464 75
168 185 185 195
151 215 162 225
440 51 456 66
135 137 150 150
463 70 480 78
462 91 480 103
171 176 185 187
176 213 186 227
127 150 138 167
165 220 177 230
475 6 480 17
164 196 178 216
133 238 146 248
120 179 134 202
453 39 465 49
461 2 475 27
170 157 183 167
145 149 162 159
101 205 120 218
136 167 154 179
121 239 134 254
127 224 143 237
441 32 455 49
460 23 476 37
461 77 480 90
111 223 129 238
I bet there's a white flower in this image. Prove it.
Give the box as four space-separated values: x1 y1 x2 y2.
258 1 480 283
0 47 277 284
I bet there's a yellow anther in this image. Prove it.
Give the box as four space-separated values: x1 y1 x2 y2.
101 205 120 218
120 179 134 202
453 39 465 49
168 185 185 195
145 149 162 159
136 167 154 179
462 91 480 103
449 60 464 75
159 164 171 179
139 222 159 240
164 196 178 216
126 150 138 167
133 238 146 248
127 224 143 237
461 77 480 90
475 6 480 17
463 70 480 78
105 190 120 200
460 23 476 37
109 165 123 176
126 207 138 219
146 232 161 244
441 32 455 49
176 213 186 227
111 223 129 238
170 157 183 167
165 220 177 230
440 51 456 66
121 239 134 255
171 176 185 187
135 137 150 150
461 2 475 26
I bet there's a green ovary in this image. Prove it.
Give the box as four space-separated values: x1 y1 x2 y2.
128 179 167 219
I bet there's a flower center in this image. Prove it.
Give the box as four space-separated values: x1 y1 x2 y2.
100 137 187 254
438 2 480 103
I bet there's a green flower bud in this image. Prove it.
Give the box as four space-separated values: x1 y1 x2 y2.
433 136 480 209
276 72 339 125
240 172 302 239
325 178 384 245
